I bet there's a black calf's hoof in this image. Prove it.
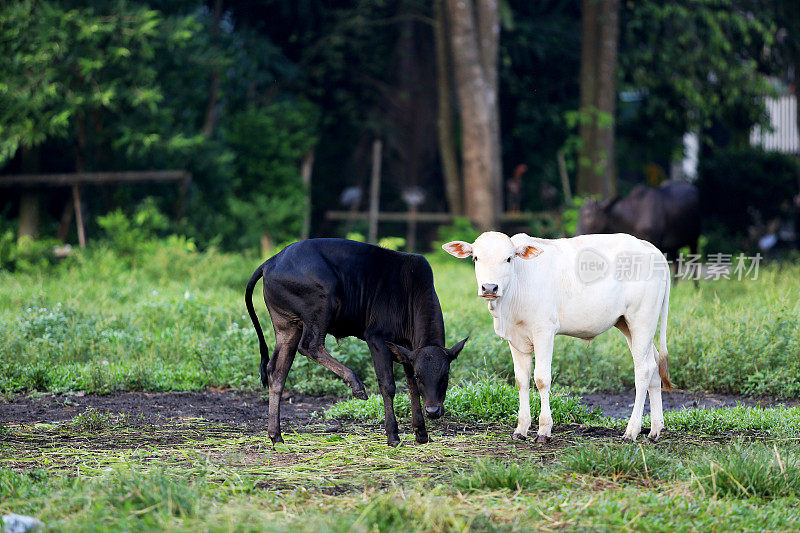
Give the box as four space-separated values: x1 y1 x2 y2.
269 435 284 445
621 435 634 443
511 433 526 441
387 438 401 447
415 433 430 444
534 435 551 444
647 434 660 443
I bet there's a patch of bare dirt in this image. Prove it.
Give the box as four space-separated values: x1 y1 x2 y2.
1 388 795 431
580 389 798 419
0 390 335 428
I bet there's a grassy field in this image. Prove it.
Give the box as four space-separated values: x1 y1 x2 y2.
3 408 800 531
1 241 799 397
2 241 800 531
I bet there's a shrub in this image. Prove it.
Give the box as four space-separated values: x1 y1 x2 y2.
378 236 406 251
560 196 587 236
697 146 798 251
434 217 480 248
0 232 60 273
223 102 318 249
97 198 183 265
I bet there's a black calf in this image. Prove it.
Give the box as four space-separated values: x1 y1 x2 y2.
245 239 467 446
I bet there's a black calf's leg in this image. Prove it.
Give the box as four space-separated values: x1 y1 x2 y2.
267 328 300 444
298 328 367 400
367 338 400 446
403 363 428 444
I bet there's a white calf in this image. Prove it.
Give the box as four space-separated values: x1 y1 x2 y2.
443 231 672 442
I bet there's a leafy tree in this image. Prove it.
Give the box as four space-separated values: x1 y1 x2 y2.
0 1 205 169
0 1 72 164
223 102 318 249
617 1 775 167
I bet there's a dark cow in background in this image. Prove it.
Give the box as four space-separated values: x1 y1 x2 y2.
575 181 701 280
245 239 467 447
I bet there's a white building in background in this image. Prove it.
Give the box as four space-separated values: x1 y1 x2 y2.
751 93 799 155
676 89 799 183
675 131 699 182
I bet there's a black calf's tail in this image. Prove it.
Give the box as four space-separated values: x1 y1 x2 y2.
245 262 270 387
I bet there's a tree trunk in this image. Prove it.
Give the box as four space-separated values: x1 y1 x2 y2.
445 0 500 231
577 0 601 196
474 0 503 215
434 0 462 214
795 60 800 191
595 0 619 199
18 193 39 239
577 0 619 198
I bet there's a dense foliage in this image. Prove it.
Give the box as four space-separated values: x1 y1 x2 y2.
618 0 775 167
697 146 799 251
1 0 790 250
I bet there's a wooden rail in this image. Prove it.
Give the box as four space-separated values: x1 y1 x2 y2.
0 170 190 187
326 211 540 223
1 170 191 248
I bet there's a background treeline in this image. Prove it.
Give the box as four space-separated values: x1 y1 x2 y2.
1 0 798 255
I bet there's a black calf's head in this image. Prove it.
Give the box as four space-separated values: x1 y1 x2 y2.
386 338 468 419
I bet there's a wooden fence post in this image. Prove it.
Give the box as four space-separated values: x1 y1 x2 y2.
301 147 315 240
72 184 86 248
557 150 573 205
368 139 383 244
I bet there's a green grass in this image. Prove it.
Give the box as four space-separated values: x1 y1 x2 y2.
65 407 127 431
326 379 605 426
2 241 800 397
560 444 674 482
663 404 800 436
690 441 800 499
3 239 800 531
453 458 547 491
3 421 800 532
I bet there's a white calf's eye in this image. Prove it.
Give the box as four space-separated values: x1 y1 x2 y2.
506 257 512 263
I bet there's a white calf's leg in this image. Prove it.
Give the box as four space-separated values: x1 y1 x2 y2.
532 333 555 442
624 334 659 441
509 343 532 439
647 344 664 441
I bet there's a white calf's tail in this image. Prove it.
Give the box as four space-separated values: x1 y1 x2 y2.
658 269 673 390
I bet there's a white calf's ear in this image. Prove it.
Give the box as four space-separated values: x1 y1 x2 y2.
516 244 543 259
442 241 473 258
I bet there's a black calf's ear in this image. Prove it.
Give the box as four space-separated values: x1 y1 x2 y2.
386 342 414 364
448 337 468 360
